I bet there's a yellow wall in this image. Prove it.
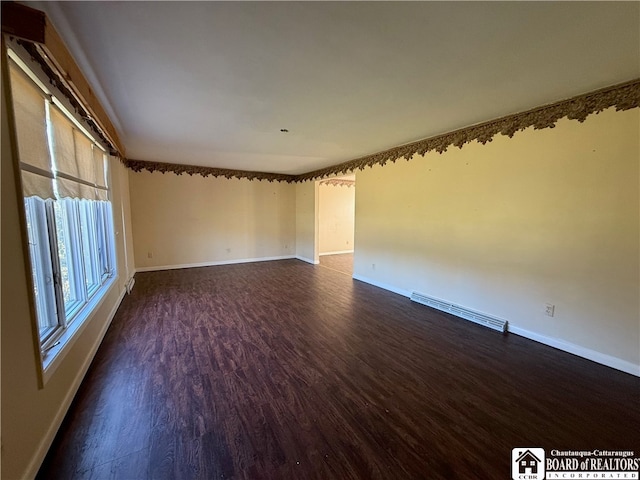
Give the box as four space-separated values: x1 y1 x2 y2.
1 54 136 479
129 170 296 270
319 183 355 255
354 107 639 373
295 180 318 264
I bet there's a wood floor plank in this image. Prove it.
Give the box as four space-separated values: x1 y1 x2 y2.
37 259 640 479
319 253 353 276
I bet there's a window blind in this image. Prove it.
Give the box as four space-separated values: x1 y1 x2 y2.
93 147 108 201
50 105 108 200
9 60 109 201
9 62 55 199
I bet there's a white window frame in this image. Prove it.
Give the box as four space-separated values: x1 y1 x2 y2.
79 200 102 297
54 198 87 321
24 197 60 344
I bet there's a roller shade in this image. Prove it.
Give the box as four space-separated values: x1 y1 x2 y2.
9 62 55 199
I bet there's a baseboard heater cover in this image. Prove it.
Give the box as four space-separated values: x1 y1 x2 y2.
126 277 135 294
410 292 508 333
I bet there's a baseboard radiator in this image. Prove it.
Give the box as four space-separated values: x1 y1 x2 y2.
410 292 508 333
126 277 135 294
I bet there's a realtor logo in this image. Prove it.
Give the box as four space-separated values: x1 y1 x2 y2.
512 448 545 480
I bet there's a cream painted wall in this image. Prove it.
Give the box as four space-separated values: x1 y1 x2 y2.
129 171 295 270
111 157 136 290
295 180 319 264
318 183 355 255
1 57 136 479
354 107 639 374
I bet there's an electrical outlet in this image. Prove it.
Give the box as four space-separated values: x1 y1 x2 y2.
372 263 376 270
545 303 555 317
147 252 152 259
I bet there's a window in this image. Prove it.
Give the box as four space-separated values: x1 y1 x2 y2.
9 54 117 363
24 197 59 342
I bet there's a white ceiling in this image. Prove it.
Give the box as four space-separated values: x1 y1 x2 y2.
29 1 639 175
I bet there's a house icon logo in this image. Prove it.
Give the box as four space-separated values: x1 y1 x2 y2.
512 448 545 480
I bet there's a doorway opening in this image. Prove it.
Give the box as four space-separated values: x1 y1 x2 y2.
317 175 355 276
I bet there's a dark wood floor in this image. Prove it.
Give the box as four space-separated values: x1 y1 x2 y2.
319 253 353 276
37 259 639 479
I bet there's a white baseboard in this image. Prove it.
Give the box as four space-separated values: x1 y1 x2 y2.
25 286 127 480
508 325 639 377
352 274 639 377
319 250 354 256
295 255 319 265
136 255 296 272
352 274 411 298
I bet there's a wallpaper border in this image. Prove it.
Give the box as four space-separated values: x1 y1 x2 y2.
123 158 297 183
125 79 639 183
319 178 355 188
297 78 640 181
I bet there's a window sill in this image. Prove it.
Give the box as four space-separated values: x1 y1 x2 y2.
41 275 117 385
